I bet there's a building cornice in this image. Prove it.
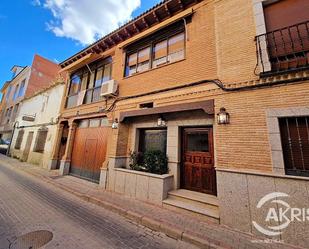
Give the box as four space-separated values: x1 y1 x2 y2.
60 0 202 69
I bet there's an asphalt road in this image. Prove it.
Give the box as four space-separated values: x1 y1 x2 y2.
0 161 197 249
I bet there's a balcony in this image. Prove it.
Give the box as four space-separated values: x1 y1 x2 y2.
256 21 309 76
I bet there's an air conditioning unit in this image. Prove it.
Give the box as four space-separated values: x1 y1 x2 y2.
100 79 118 97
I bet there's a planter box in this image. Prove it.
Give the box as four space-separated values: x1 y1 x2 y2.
113 168 174 205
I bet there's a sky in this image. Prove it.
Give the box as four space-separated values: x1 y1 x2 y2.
0 0 161 92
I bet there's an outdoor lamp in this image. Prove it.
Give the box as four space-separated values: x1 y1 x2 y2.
157 117 167 127
112 118 119 129
217 107 230 125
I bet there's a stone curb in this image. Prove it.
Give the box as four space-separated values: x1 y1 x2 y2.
1 160 227 249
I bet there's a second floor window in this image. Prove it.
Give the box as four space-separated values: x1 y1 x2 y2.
66 57 112 108
124 21 185 77
12 84 19 101
5 86 12 102
18 80 26 98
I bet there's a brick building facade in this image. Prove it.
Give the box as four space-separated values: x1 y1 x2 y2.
49 0 309 246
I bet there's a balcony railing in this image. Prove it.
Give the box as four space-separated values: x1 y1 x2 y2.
256 21 309 75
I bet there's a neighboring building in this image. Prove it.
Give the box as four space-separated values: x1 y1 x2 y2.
49 0 309 247
0 55 60 142
10 78 65 169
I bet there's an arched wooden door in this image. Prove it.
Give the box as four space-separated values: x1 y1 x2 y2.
70 118 109 183
181 127 216 195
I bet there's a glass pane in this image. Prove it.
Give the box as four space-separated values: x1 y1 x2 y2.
128 65 136 76
92 87 101 102
69 75 81 95
18 80 25 97
137 47 150 73
66 95 78 108
141 129 167 153
102 63 112 83
84 89 93 104
89 119 101 128
138 47 150 63
187 132 209 152
101 118 109 127
94 66 103 87
128 53 137 66
79 120 89 128
88 71 95 89
81 72 89 91
168 32 185 62
153 40 167 68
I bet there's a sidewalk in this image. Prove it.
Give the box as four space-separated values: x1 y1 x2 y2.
0 155 302 249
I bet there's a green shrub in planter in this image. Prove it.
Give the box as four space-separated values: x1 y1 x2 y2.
143 150 168 175
129 151 144 171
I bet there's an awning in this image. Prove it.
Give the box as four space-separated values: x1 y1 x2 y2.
119 100 214 122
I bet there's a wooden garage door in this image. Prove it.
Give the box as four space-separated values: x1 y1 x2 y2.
70 118 109 183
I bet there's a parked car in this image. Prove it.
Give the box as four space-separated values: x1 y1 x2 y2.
0 139 10 155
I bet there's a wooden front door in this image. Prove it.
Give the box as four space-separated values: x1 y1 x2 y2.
181 127 216 195
22 132 34 162
70 119 108 183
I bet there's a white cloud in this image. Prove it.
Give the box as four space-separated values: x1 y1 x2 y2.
31 0 41 6
40 0 141 45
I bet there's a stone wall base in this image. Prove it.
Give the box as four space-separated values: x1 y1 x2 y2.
217 168 309 248
48 159 58 170
59 160 71 175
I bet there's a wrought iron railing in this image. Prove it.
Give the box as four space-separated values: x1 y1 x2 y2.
256 21 309 75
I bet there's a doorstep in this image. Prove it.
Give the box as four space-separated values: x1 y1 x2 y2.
163 189 220 223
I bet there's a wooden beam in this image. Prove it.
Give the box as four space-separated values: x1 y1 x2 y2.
108 37 115 45
142 17 149 28
164 4 171 17
132 23 140 33
178 0 184 10
153 10 160 23
115 33 124 42
123 27 132 38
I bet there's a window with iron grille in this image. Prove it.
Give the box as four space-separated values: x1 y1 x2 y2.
33 128 48 153
279 116 309 177
14 129 24 150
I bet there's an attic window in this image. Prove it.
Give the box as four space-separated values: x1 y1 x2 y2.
140 102 154 109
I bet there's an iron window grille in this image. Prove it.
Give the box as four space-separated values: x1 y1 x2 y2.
279 116 309 177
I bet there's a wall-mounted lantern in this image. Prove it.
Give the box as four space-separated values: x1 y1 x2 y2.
217 107 230 125
157 117 167 127
112 118 119 129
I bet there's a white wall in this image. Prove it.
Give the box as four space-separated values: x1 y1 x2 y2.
11 83 65 168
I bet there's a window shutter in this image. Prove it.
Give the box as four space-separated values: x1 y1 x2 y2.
33 128 48 153
15 129 24 150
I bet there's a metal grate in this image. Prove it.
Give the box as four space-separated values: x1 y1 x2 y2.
256 21 309 75
279 116 309 177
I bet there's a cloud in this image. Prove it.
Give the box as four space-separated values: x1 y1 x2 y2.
31 0 41 6
40 0 141 45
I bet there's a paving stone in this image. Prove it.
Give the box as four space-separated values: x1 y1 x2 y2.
0 155 196 249
0 154 303 249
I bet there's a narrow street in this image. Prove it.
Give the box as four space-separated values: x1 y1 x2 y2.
0 161 197 249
